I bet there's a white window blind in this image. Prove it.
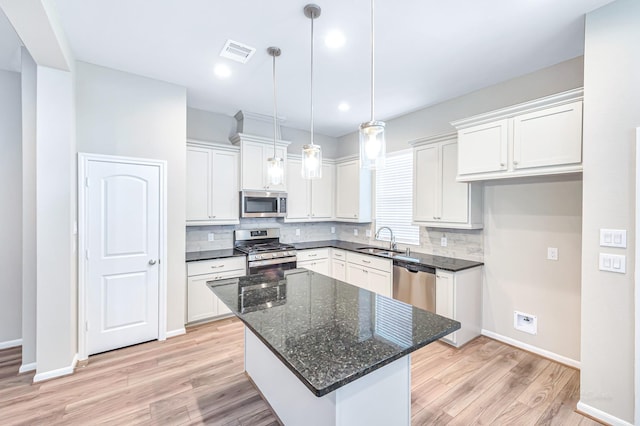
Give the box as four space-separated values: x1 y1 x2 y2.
375 149 419 245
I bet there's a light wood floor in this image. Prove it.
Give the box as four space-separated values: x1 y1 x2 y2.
0 317 601 425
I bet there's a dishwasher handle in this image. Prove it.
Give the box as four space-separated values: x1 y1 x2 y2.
394 260 435 274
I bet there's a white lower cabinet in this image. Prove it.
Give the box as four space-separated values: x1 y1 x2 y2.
331 249 347 281
345 252 392 297
297 248 331 276
186 257 246 323
435 266 482 347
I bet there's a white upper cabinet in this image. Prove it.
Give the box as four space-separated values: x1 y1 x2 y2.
452 88 583 182
230 134 290 191
411 133 483 229
335 158 372 223
186 141 240 225
286 156 335 222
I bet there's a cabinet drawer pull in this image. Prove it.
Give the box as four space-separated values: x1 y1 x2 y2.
211 264 224 269
362 260 371 264
500 162 505 167
513 160 519 165
334 253 343 257
308 254 317 257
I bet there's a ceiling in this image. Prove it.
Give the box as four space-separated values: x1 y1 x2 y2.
4 0 615 137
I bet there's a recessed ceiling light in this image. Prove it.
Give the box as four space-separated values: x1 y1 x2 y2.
325 30 346 49
338 102 350 111
214 64 231 79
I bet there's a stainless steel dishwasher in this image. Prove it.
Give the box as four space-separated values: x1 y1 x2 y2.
392 260 436 313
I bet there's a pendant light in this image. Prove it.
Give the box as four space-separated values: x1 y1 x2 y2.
301 4 323 180
266 46 284 186
359 0 385 170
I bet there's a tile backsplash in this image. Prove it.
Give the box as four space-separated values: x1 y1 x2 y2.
186 220 483 261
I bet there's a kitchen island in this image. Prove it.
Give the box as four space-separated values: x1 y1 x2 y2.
208 268 460 425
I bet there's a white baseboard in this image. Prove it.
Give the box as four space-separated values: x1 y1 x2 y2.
481 329 580 369
19 362 36 373
166 328 186 339
577 401 633 426
33 353 78 383
0 338 22 350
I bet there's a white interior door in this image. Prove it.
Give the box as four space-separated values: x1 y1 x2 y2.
85 159 161 355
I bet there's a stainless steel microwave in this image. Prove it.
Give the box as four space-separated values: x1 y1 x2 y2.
240 191 287 218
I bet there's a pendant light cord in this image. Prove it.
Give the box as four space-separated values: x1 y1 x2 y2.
370 0 375 122
272 51 278 157
310 10 315 146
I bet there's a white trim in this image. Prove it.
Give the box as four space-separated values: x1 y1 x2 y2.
0 338 22 350
33 354 78 383
450 87 584 129
577 401 634 426
166 328 186 339
77 153 168 360
408 131 457 147
481 329 580 369
19 362 36 373
186 139 240 152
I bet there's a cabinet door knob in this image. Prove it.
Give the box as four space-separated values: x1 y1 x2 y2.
148 259 157 265
513 160 518 167
500 162 506 167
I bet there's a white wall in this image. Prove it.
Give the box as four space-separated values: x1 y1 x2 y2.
483 176 583 362
0 68 22 346
20 48 36 369
336 56 584 157
76 62 187 333
580 0 639 423
34 65 76 376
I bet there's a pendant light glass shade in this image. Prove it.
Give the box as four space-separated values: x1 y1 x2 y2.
267 156 284 185
267 46 284 187
359 120 386 169
302 4 322 180
301 143 322 179
359 0 385 170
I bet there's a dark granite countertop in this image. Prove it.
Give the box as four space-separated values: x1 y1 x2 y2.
185 249 245 262
292 240 483 272
208 269 460 397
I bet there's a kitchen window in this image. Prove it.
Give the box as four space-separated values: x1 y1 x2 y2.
375 149 419 246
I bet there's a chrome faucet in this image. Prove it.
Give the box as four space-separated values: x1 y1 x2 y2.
375 226 397 251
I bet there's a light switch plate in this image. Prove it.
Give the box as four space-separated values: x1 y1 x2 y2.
295 228 300 236
207 232 215 242
599 253 626 273
547 247 558 261
440 236 447 247
600 229 627 248
353 229 358 236
331 226 335 234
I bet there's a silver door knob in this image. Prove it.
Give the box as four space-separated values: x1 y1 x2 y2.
148 259 157 265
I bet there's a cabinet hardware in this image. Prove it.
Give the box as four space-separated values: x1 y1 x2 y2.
211 264 224 268
362 260 371 264
148 259 157 265
500 162 505 167
308 254 317 257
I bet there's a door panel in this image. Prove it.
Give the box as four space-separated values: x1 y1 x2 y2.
87 160 160 355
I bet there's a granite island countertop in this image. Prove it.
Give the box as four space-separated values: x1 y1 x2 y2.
208 269 460 397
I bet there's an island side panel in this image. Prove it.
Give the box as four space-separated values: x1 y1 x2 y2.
245 327 337 426
244 327 412 426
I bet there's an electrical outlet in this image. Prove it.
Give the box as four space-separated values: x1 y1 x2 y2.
353 229 358 236
365 230 371 237
331 226 335 234
207 232 215 242
295 228 300 236
514 311 537 335
547 247 558 261
440 236 447 247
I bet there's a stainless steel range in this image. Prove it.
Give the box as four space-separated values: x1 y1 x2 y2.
234 228 297 275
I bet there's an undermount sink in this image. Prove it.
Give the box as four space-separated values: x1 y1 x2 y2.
355 247 402 255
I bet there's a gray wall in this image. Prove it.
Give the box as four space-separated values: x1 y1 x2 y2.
20 48 36 369
76 62 187 333
581 0 639 422
187 107 340 158
483 176 583 362
336 56 585 157
0 69 22 345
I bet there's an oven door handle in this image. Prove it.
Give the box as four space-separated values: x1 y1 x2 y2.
248 256 297 268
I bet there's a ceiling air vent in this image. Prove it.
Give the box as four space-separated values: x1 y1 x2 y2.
220 39 256 64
